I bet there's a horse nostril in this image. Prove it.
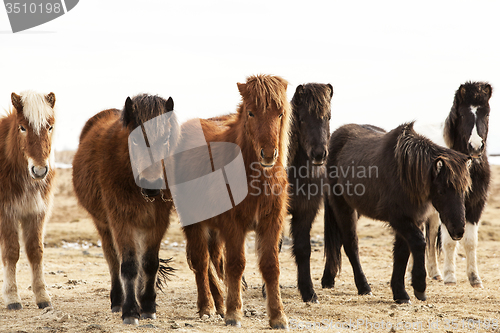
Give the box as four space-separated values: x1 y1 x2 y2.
260 149 265 159
273 149 278 159
322 150 327 160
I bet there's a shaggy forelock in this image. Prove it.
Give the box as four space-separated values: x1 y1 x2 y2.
291 83 332 118
19 90 54 135
243 74 289 113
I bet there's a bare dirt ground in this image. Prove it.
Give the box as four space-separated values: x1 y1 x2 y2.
1 164 500 333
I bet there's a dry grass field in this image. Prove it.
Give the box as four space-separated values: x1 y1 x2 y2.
1 162 499 333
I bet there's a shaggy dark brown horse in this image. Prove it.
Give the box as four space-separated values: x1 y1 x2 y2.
322 122 472 303
287 83 332 303
0 91 56 310
72 94 178 324
172 75 290 329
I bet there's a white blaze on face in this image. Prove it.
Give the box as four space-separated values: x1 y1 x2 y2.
468 106 483 150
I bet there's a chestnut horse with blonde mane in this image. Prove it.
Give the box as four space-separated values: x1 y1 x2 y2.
174 75 290 329
73 94 178 325
0 91 56 310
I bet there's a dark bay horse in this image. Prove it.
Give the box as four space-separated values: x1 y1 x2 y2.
173 75 290 329
419 82 492 287
0 91 56 310
322 122 472 303
287 83 332 303
72 94 179 324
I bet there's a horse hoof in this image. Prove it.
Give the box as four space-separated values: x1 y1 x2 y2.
37 302 52 309
414 291 427 301
444 281 457 286
432 275 443 281
141 313 156 320
358 289 372 295
225 319 241 327
395 299 411 304
271 322 289 329
471 283 483 288
7 303 22 310
111 306 122 313
123 317 139 325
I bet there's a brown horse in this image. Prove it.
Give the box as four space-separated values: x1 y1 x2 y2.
0 91 56 310
72 94 179 324
171 75 290 329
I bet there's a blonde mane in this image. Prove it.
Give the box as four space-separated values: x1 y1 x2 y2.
19 90 55 135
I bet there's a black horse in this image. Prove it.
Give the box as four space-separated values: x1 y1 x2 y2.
287 83 332 303
422 82 492 287
321 122 472 303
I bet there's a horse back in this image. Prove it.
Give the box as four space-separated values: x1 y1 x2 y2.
79 108 121 143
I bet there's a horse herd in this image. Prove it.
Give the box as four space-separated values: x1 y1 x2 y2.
0 75 493 329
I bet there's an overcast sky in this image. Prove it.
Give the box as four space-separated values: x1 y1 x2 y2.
1 0 499 154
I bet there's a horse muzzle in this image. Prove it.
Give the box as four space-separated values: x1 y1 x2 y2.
260 148 278 168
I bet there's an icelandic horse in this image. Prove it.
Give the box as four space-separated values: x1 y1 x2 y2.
0 91 56 310
72 94 178 324
175 75 290 328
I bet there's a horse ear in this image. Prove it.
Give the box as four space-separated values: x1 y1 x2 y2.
11 93 23 113
327 83 334 98
237 83 247 96
482 83 493 100
122 97 134 127
165 97 174 111
45 92 56 108
434 158 444 177
459 85 467 103
467 157 473 169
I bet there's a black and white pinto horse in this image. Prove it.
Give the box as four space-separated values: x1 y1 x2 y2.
414 81 492 287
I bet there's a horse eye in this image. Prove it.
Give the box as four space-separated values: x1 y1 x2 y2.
279 113 283 119
248 111 254 117
19 125 26 132
48 126 53 133
327 115 331 121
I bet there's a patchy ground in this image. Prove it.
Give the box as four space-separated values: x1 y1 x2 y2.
1 166 500 333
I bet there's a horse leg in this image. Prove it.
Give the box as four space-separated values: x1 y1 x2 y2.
333 199 371 295
392 222 427 302
111 223 140 325
256 214 288 329
0 215 22 310
207 230 225 316
425 214 442 281
21 214 51 309
223 229 246 327
94 222 123 312
321 195 342 289
290 207 318 303
463 222 482 287
441 225 458 285
183 224 216 317
391 234 411 303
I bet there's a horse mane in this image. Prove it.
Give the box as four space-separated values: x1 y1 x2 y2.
290 83 333 118
444 81 493 147
238 74 289 113
395 122 471 204
16 90 55 135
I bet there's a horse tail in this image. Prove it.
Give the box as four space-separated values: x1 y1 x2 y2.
156 258 175 291
79 108 120 143
321 194 343 288
436 223 442 255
